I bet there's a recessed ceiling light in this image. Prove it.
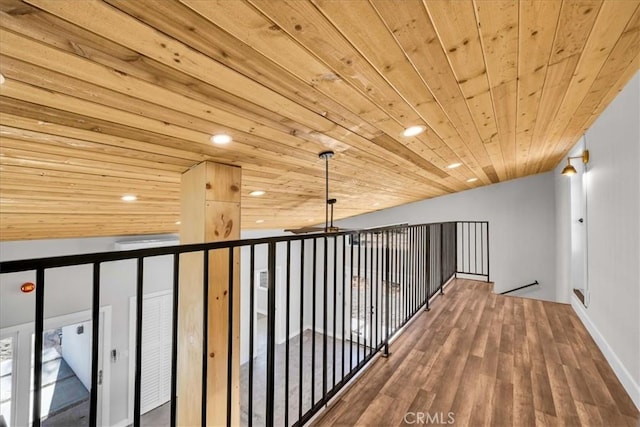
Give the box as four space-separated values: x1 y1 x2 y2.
447 162 462 169
0 73 5 85
175 221 181 225
210 133 232 145
466 177 478 183
121 194 137 202
402 125 426 137
250 190 265 197
256 219 265 224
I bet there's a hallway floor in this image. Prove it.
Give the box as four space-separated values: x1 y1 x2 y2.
313 279 639 426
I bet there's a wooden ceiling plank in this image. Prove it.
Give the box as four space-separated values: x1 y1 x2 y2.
0 55 334 159
524 53 581 176
473 0 519 180
541 34 640 171
0 80 330 172
0 114 210 163
0 178 180 198
0 128 194 170
423 0 504 182
514 0 563 177
20 0 333 132
536 0 640 171
216 0 470 177
101 0 380 137
369 0 493 184
0 3 354 142
0 18 468 192
548 0 603 65
0 164 179 189
177 0 406 135
0 189 178 205
0 151 180 183
311 0 494 184
181 0 472 188
21 0 465 184
3 36 322 166
0 214 179 225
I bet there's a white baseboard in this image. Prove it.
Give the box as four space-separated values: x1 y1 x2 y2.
571 294 640 410
111 418 132 427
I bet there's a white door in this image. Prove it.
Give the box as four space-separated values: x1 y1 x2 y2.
130 292 172 415
570 147 589 304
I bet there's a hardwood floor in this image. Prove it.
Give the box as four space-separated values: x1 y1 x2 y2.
312 279 639 426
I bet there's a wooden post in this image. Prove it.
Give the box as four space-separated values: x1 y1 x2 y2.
178 161 241 426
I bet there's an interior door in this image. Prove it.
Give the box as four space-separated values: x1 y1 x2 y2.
570 150 589 304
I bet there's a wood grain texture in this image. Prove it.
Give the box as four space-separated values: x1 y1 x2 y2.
0 0 638 240
312 279 640 427
178 162 241 426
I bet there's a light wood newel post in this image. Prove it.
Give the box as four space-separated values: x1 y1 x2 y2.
178 161 241 426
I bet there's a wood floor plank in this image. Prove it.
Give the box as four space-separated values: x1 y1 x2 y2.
312 279 639 426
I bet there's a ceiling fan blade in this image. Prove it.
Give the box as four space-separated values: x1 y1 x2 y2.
284 226 326 234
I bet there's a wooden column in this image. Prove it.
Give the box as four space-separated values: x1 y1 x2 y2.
178 161 241 426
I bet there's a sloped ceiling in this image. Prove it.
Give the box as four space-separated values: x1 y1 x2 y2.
0 0 638 240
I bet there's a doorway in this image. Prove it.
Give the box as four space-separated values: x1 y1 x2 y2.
570 143 589 306
1 309 110 427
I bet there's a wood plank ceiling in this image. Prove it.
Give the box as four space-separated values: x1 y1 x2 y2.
0 0 638 241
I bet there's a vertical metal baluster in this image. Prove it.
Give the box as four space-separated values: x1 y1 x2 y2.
285 242 291 427
298 240 305 421
350 235 355 369
425 226 431 311
322 236 328 402
200 253 208 427
487 222 491 282
170 254 179 427
341 235 346 381
89 263 101 427
421 227 425 307
134 258 145 427
393 228 402 331
356 234 361 363
32 268 45 427
226 248 235 427
383 231 390 357
332 236 337 389
374 233 379 348
265 243 276 427
467 222 471 275
364 233 369 356
460 221 467 273
412 228 416 313
481 222 485 277
440 225 445 295
454 223 459 278
311 238 317 406
474 222 478 274
403 228 407 324
248 246 255 427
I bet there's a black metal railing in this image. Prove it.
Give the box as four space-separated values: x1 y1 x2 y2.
0 221 488 427
500 280 539 295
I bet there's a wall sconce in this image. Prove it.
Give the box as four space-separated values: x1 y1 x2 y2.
561 150 589 176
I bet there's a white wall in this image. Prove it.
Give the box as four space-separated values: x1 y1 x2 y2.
556 72 640 407
335 172 557 301
0 234 177 427
61 321 92 390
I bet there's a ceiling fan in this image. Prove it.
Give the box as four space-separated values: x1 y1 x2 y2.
285 150 351 234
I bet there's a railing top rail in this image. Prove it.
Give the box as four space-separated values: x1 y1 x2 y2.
0 220 474 273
